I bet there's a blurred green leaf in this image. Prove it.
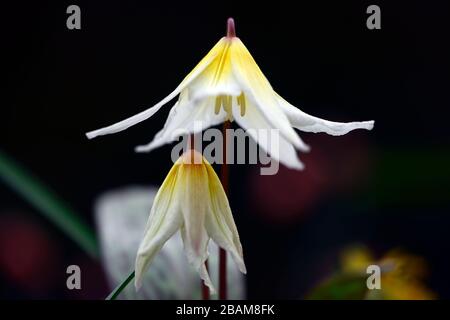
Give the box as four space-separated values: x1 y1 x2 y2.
0 149 98 259
307 274 368 300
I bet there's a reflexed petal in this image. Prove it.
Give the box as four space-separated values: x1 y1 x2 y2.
178 160 215 293
204 163 246 274
85 48 219 139
277 94 375 136
229 38 305 150
135 95 226 153
135 165 183 289
232 97 306 170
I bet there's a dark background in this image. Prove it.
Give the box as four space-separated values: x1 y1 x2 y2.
2 0 450 299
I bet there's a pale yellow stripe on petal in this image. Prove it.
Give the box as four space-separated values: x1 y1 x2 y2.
180 38 228 86
189 38 239 99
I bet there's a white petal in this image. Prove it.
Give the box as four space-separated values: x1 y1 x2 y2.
204 164 246 274
180 226 215 294
134 166 183 290
277 94 375 136
179 164 216 293
86 50 218 139
229 38 305 150
135 95 226 153
232 98 306 170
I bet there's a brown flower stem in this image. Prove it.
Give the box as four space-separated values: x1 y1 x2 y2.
219 18 236 300
219 121 231 300
219 17 234 299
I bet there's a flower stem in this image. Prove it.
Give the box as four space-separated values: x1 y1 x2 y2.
106 271 135 300
219 121 231 300
219 247 227 299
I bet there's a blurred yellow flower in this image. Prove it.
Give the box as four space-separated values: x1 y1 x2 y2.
341 246 435 300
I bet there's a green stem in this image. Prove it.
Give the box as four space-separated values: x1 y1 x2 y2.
0 149 98 259
106 271 135 300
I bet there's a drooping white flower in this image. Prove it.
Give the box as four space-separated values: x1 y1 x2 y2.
134 150 246 293
95 186 245 299
86 18 374 169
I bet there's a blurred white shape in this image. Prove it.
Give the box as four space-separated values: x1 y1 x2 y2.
95 186 245 299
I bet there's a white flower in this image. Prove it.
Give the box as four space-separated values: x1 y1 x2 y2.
134 150 246 294
86 18 374 169
95 186 245 299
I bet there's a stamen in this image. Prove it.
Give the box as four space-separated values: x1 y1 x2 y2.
237 93 246 116
215 94 235 121
215 96 222 114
